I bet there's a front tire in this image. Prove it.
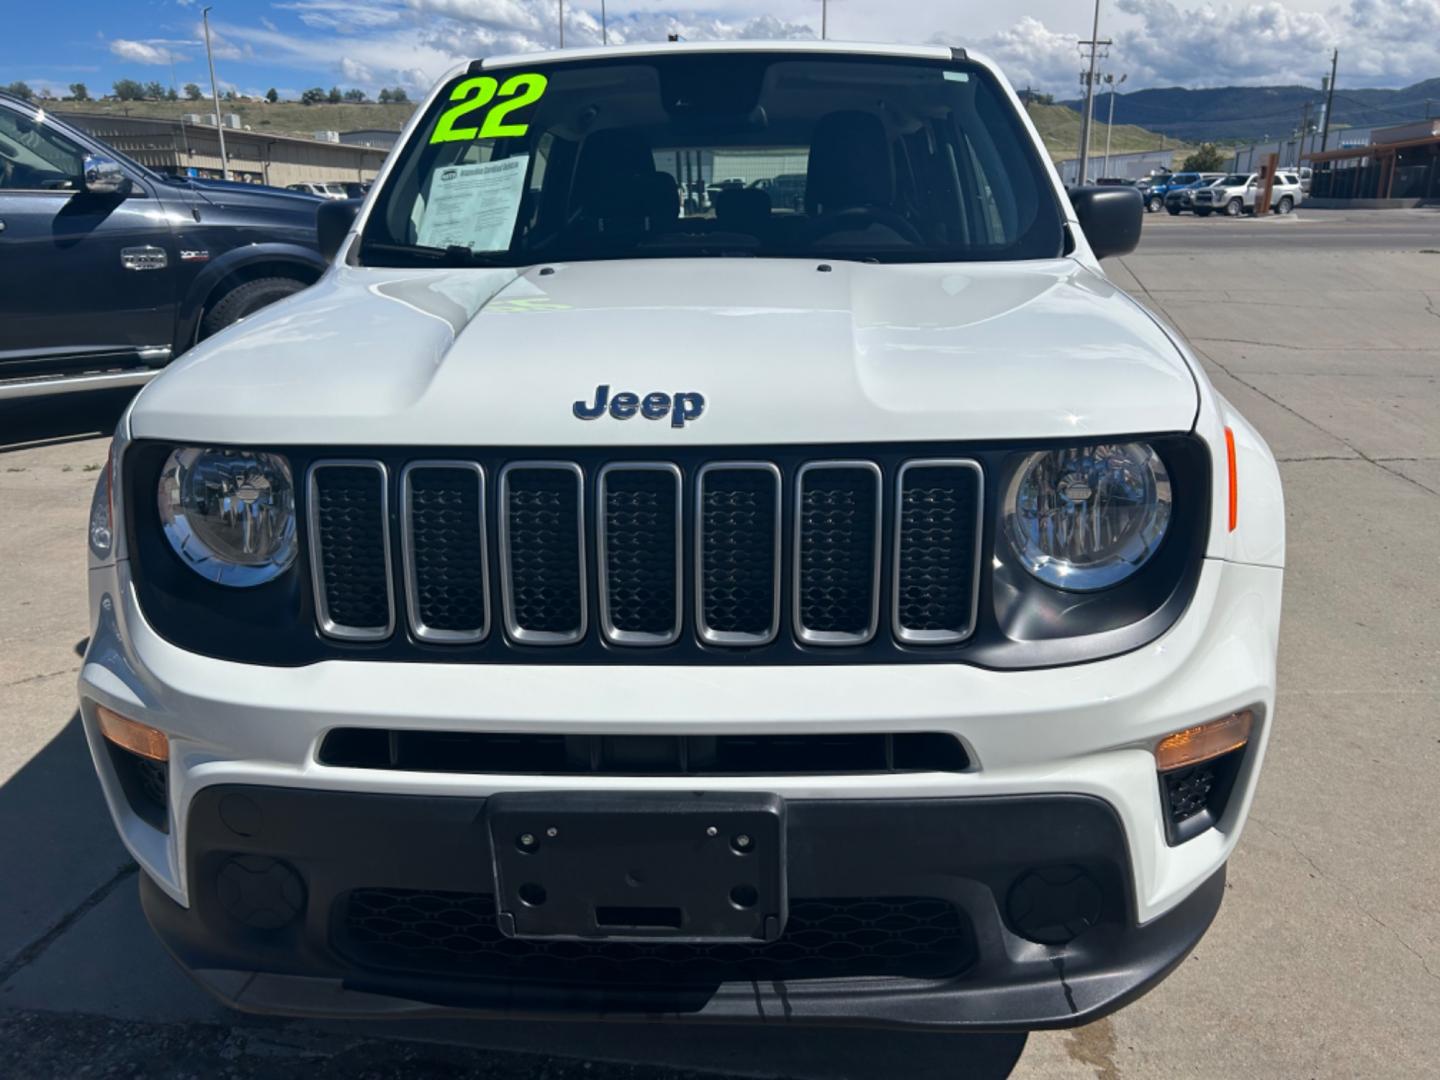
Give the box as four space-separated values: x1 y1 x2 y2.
1166 206 1182 216
1148 195 1163 213
200 277 308 339
1225 197 1243 217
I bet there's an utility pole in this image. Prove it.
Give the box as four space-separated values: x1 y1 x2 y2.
822 1 828 40
1102 72 1126 178
601 0 607 44
201 6 229 181
1076 0 1108 185
558 0 564 48
1297 100 1311 164
1319 49 1338 152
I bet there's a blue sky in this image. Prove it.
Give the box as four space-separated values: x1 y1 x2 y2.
2 0 1437 102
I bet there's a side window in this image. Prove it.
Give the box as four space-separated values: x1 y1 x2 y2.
0 109 84 191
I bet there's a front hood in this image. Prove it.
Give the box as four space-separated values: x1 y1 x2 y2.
131 258 1198 446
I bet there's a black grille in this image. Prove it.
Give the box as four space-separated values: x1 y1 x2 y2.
405 465 487 638
104 741 168 832
895 463 982 641
600 467 679 641
502 466 584 640
311 464 391 635
699 466 780 641
318 729 970 775
796 465 880 640
338 890 975 984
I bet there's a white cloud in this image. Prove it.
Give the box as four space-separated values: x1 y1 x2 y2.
109 39 190 65
972 0 1440 95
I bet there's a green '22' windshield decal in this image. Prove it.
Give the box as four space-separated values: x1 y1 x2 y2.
429 73 548 143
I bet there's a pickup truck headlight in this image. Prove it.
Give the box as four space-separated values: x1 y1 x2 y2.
158 447 297 585
1003 443 1171 591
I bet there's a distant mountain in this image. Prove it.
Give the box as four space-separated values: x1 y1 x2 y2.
1062 77 1440 142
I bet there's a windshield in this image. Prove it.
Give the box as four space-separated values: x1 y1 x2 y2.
360 52 1065 267
1170 174 1198 185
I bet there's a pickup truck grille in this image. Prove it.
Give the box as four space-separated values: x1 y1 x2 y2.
306 454 983 655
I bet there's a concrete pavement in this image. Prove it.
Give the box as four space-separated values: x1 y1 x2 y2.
2 213 1438 1078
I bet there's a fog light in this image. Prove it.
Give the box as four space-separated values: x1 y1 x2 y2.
1155 710 1252 772
96 704 168 763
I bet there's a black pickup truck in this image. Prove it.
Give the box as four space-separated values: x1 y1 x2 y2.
0 92 332 400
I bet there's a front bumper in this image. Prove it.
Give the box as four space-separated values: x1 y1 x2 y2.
141 784 1225 1030
80 555 1280 1027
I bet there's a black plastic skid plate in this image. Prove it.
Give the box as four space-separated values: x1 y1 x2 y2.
486 791 786 942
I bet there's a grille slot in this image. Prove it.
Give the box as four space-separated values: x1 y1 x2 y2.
401 462 488 642
893 460 984 644
598 464 682 645
308 461 393 641
338 890 976 984
794 462 882 645
499 463 586 645
696 463 782 645
318 729 970 775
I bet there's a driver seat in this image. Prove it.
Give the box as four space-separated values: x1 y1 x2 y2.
804 110 915 244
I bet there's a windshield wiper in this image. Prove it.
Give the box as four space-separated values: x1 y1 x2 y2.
359 241 511 268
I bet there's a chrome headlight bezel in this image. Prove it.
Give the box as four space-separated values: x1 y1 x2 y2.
1002 442 1173 592
157 447 298 587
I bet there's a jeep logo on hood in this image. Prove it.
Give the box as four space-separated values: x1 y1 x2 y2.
573 385 705 428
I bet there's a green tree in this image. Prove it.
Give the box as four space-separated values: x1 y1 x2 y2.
1180 143 1228 172
69 82 89 101
184 82 202 101
377 87 391 104
3 80 35 100
144 80 165 100
165 86 179 101
327 85 342 104
113 78 146 101
301 86 326 105
388 87 408 104
266 87 279 103
222 89 237 102
343 88 367 103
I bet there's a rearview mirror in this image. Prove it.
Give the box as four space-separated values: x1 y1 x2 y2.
317 198 361 261
82 154 131 197
1067 186 1142 260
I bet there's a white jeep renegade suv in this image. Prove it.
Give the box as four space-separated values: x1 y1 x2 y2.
80 41 1284 1032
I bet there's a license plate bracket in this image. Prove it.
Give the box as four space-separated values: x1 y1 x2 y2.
486 791 786 942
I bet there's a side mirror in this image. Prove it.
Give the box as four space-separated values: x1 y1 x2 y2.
82 154 131 197
1068 185 1142 260
317 197 361 261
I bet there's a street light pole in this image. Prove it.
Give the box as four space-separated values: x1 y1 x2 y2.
1076 0 1104 184
1102 73 1125 178
201 7 229 181
822 1 828 40
558 0 564 48
601 0 607 45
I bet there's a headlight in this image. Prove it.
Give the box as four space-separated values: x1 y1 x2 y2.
158 447 297 586
1003 443 1171 591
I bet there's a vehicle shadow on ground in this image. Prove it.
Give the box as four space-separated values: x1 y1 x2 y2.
0 716 1028 1079
0 387 138 451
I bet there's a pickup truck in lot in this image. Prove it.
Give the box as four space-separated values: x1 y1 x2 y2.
0 92 329 400
79 41 1284 1033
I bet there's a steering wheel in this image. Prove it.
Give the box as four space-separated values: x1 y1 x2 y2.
809 205 924 245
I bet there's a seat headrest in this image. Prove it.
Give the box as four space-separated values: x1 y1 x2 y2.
713 187 771 232
805 111 895 215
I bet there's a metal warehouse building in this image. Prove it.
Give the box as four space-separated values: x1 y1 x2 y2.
1305 120 1440 206
58 113 390 188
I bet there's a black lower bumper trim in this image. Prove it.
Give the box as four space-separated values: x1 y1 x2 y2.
142 785 1225 1031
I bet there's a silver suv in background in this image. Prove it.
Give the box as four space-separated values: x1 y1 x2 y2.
1164 173 1225 215
1193 172 1303 217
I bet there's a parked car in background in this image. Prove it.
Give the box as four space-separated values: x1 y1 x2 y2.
1142 171 1208 212
0 91 329 400
748 172 806 211
287 181 349 199
1193 172 1303 217
1164 174 1225 215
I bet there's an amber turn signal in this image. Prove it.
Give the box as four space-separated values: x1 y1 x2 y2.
95 704 169 762
1155 710 1252 772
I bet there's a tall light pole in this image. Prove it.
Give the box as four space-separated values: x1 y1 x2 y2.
558 0 564 48
201 6 229 181
822 1 828 40
1076 0 1105 184
601 0 607 45
1102 72 1126 178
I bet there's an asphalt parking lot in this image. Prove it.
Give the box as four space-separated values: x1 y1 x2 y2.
2 207 1438 1078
